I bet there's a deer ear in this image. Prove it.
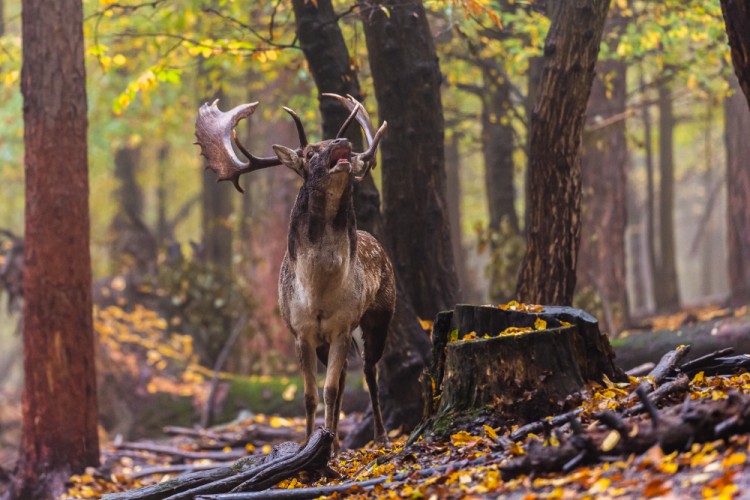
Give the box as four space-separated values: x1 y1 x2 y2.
272 145 304 177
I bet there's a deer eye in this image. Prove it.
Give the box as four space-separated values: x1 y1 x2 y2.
306 150 314 160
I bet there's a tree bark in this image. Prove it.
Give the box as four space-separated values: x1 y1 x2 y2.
641 70 658 312
515 0 610 305
292 0 431 448
725 74 750 305
654 82 681 311
445 132 469 295
361 0 460 320
11 0 100 496
111 145 156 274
482 75 518 234
422 305 623 432
721 0 750 108
578 53 629 328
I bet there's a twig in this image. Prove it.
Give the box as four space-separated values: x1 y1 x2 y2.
635 385 660 428
202 314 248 428
509 408 583 442
623 373 690 416
679 348 735 375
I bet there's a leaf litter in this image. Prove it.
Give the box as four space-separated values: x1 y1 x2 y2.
64 365 750 499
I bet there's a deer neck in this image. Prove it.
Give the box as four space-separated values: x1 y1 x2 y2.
287 180 357 286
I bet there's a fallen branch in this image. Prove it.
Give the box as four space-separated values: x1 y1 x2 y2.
129 462 235 481
625 362 655 377
679 347 735 375
623 373 690 416
115 442 247 462
501 389 750 479
648 344 691 384
166 429 333 499
682 355 750 378
193 453 504 500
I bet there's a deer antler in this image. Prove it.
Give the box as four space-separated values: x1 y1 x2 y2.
195 100 308 193
322 93 388 182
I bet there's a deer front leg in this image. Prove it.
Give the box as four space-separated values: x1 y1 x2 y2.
323 335 349 451
296 338 318 442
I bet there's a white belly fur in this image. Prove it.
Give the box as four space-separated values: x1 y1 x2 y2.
287 230 364 346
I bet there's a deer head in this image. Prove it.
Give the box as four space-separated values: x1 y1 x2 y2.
194 94 387 193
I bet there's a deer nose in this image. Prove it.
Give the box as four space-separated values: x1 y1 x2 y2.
332 138 350 147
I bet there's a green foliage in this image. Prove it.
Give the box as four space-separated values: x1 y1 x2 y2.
153 248 255 365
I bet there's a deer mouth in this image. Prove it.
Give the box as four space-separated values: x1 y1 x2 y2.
328 144 352 175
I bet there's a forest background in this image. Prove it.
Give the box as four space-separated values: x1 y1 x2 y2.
0 0 747 475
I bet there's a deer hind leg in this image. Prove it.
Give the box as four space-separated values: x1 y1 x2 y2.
360 310 390 445
323 335 349 452
296 339 318 442
332 360 347 452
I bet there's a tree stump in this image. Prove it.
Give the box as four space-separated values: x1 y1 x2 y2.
420 305 625 434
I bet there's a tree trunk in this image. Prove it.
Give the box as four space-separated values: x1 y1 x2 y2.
156 145 170 249
654 82 681 311
515 0 611 305
292 0 431 448
290 0 381 236
523 56 544 234
111 145 156 275
641 70 658 313
578 54 629 329
422 305 623 433
11 0 100 496
445 132 469 296
361 0 460 320
482 76 518 234
721 0 750 108
725 74 750 305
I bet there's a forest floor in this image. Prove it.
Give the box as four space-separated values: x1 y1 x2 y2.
63 366 750 499
60 305 750 499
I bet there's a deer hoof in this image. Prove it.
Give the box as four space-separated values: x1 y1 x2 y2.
374 434 390 447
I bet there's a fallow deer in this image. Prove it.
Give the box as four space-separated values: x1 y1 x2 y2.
195 94 394 451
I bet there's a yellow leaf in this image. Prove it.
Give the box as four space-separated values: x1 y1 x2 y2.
269 416 291 428
723 452 746 467
534 318 547 330
483 425 498 440
600 430 620 452
418 319 433 331
463 331 479 341
451 430 481 447
282 384 297 401
589 477 611 494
